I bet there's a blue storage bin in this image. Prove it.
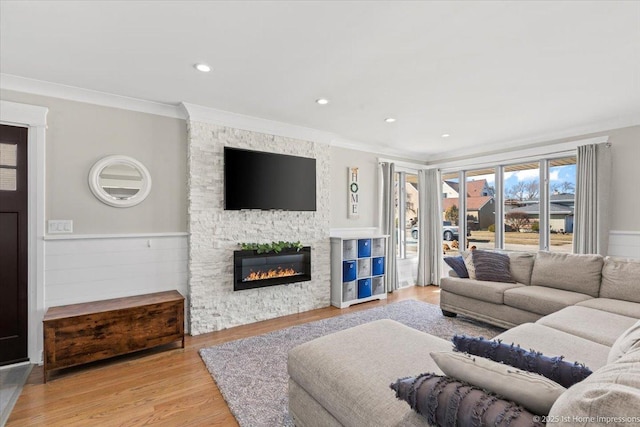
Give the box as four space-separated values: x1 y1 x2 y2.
343 261 357 282
357 239 371 258
372 257 385 276
358 278 372 299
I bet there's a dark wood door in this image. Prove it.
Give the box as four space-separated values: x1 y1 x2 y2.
0 124 28 365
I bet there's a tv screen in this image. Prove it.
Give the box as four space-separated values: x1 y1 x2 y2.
224 147 316 211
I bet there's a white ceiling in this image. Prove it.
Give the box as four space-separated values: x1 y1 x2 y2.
1 1 639 160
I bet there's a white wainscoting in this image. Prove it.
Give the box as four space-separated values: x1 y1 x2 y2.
608 231 640 259
44 233 189 307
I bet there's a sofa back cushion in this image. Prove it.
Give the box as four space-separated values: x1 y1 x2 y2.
599 257 640 303
608 319 640 363
505 252 536 285
530 251 603 297
549 345 640 421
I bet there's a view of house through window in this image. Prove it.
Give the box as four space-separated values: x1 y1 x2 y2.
405 174 419 258
394 172 419 259
393 171 419 287
441 172 462 255
547 157 576 252
465 169 496 251
504 163 541 252
440 155 577 274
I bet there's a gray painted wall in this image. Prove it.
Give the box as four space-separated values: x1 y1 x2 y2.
1 89 188 233
330 146 381 229
2 89 637 234
607 125 640 231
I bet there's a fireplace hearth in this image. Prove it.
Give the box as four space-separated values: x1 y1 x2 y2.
233 247 311 291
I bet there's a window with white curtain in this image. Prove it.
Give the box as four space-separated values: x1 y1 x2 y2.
440 154 577 265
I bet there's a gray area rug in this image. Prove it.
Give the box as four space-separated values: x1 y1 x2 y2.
199 299 503 427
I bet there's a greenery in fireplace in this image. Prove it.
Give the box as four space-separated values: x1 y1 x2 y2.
239 241 304 254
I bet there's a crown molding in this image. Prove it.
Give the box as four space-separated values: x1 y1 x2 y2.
0 75 416 159
2 73 417 158
427 115 640 163
1 74 186 120
181 102 332 144
430 136 609 171
180 102 421 160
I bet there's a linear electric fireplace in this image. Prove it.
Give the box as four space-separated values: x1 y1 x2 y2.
233 247 311 291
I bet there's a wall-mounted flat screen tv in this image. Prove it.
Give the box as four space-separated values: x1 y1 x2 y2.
224 147 316 211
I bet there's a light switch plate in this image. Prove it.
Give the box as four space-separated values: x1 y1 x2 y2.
48 220 73 234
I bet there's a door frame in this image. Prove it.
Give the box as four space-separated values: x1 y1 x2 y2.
0 101 47 364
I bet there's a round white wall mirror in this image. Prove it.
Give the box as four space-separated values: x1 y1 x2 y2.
88 155 152 207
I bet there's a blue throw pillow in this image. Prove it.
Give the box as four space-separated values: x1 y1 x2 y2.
444 256 469 278
452 335 592 388
472 250 515 283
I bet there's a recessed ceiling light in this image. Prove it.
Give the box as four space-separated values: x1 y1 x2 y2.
194 63 211 73
384 118 396 123
441 133 450 138
315 98 329 105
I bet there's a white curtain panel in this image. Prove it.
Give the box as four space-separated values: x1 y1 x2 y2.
417 169 443 286
380 162 399 292
573 143 612 255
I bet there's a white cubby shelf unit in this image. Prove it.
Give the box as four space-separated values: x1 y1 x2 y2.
330 235 389 308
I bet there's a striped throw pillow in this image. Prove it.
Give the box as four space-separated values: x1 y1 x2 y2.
471 250 515 283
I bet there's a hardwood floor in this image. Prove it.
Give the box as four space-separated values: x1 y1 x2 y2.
7 286 441 427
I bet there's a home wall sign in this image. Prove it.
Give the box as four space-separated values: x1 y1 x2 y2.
348 167 359 219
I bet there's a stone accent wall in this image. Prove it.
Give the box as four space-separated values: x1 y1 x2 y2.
187 121 331 334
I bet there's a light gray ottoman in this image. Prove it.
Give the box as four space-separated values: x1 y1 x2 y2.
288 319 451 427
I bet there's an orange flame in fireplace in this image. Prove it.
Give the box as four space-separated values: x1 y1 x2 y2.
244 267 299 282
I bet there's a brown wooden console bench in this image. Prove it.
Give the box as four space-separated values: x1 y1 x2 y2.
43 290 184 381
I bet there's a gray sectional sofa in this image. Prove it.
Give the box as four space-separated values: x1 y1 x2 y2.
440 251 640 328
287 251 640 426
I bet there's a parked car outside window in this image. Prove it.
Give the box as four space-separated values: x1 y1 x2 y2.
411 221 471 241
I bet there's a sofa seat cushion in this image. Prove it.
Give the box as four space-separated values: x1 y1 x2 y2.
576 298 640 319
537 306 638 346
530 251 603 297
440 277 524 304
503 286 592 315
494 323 610 371
549 345 640 421
287 319 451 427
